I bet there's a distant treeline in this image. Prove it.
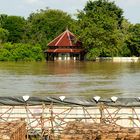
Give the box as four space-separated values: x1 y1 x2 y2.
0 0 140 61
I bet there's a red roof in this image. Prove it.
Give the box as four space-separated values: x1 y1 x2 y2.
48 29 81 47
46 49 84 53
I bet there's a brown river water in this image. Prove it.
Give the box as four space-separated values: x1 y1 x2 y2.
0 61 139 97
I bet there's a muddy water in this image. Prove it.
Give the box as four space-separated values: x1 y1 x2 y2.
0 61 139 97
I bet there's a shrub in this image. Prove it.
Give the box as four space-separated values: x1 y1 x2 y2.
0 43 44 61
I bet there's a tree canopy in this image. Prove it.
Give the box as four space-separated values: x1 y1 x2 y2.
1 16 26 43
75 0 126 59
0 0 139 61
24 9 74 49
0 43 44 61
126 24 140 56
0 28 9 43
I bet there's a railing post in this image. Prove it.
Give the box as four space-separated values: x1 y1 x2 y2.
99 103 105 124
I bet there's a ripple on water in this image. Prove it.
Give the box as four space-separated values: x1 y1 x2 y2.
0 61 139 97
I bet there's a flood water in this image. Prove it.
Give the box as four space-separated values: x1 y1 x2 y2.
0 61 139 97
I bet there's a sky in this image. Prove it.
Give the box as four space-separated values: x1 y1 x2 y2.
0 0 140 24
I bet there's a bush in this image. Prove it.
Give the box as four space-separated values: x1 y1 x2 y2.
0 49 11 61
0 43 44 61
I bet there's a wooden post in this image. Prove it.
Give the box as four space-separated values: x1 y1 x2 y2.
99 103 105 124
50 103 54 140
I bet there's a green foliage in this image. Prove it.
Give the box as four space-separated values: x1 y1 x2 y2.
0 43 44 61
2 16 26 43
86 48 101 60
0 4 139 61
24 9 74 50
126 24 140 56
0 49 11 61
119 19 132 56
75 0 125 59
0 28 9 43
0 14 8 27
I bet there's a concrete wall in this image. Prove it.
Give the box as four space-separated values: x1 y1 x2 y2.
96 57 140 62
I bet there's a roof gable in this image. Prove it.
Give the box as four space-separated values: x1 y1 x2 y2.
48 29 81 47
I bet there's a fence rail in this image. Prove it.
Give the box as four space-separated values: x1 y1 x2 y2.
0 104 140 139
0 97 140 139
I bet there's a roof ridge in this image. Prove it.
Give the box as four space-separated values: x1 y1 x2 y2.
66 30 72 46
47 31 65 46
55 30 67 46
48 29 80 47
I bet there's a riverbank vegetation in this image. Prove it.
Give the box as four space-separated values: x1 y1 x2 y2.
0 43 44 61
0 0 140 61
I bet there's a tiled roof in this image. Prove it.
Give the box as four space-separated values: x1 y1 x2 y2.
46 49 84 53
48 29 81 47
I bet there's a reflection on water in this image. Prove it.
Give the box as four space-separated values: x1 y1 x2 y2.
0 61 139 97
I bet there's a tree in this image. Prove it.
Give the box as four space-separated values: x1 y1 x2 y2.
24 9 74 50
76 0 125 59
0 14 8 27
126 24 140 56
2 16 26 43
119 19 132 56
0 28 9 43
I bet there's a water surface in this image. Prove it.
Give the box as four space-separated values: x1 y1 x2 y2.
0 61 139 97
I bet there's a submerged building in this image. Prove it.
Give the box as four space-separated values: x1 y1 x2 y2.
45 29 85 61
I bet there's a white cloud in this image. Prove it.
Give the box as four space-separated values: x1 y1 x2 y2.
111 0 140 7
110 0 140 23
24 0 40 4
0 0 139 23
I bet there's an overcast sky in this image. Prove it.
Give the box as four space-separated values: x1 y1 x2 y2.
0 0 140 24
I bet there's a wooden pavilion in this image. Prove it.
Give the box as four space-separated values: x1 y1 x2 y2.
45 29 85 61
